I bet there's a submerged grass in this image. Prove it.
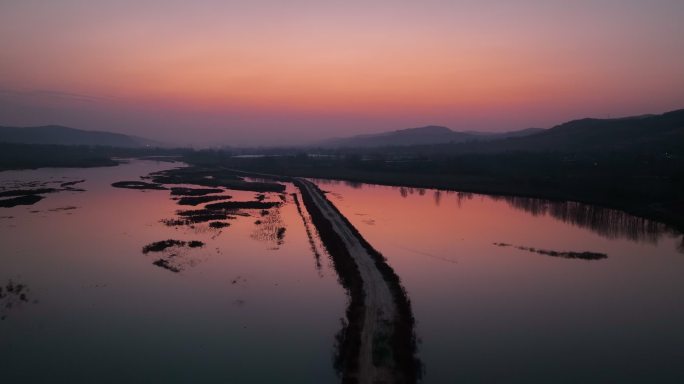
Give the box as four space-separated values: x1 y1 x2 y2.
152 258 181 273
111 181 167 190
0 188 57 197
0 195 45 208
169 187 223 196
493 242 607 260
176 195 232 206
205 201 280 210
59 180 85 187
150 167 286 192
208 221 230 229
173 209 231 223
142 239 205 254
0 180 88 208
161 208 236 227
0 280 35 320
143 240 206 273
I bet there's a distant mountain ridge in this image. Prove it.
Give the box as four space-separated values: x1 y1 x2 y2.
436 108 684 154
0 125 158 148
318 109 684 153
318 125 544 148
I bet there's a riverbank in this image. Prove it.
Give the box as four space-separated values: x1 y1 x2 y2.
236 165 684 234
0 143 188 171
208 149 683 234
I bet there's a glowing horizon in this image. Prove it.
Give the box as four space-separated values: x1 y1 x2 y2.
1 0 683 145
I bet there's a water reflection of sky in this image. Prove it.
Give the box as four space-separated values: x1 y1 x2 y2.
315 178 684 383
313 178 681 245
0 161 345 383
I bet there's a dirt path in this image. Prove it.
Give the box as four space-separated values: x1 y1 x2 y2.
297 178 397 383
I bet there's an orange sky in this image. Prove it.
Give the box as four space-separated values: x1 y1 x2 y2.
1 1 683 145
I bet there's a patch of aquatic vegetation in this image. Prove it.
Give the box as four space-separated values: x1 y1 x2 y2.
161 209 235 227
142 239 205 254
0 280 37 320
175 195 232 206
148 166 286 192
160 199 281 230
0 178 87 208
205 201 280 210
152 258 181 273
48 206 79 212
493 242 607 260
208 221 230 229
111 181 167 190
251 206 287 249
0 177 84 192
59 180 85 187
0 195 45 208
169 187 224 196
116 167 284 235
134 166 289 272
141 240 206 273
0 188 57 197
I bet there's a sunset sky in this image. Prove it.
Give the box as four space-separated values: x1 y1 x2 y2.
1 0 683 146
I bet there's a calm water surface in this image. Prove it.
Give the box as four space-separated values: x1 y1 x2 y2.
314 179 684 383
0 160 345 383
2 161 683 383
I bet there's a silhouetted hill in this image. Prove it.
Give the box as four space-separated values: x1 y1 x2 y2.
319 125 544 148
495 109 684 152
381 109 684 154
0 125 158 148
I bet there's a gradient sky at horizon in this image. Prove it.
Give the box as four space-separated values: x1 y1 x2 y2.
1 0 683 146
